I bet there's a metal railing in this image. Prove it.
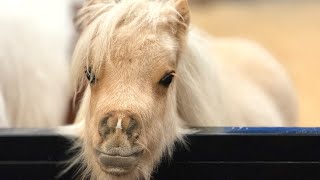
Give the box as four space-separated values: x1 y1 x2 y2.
1 127 320 179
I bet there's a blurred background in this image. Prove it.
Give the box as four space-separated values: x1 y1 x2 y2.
189 0 320 127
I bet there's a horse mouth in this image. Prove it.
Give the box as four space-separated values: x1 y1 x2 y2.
96 147 143 176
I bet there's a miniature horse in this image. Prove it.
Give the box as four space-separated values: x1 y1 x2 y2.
66 0 297 179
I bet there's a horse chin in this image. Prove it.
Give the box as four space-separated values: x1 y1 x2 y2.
100 166 132 177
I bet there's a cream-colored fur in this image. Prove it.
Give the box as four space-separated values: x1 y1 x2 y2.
177 29 297 127
66 0 298 179
0 0 82 127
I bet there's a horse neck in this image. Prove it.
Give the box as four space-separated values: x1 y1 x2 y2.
176 28 229 127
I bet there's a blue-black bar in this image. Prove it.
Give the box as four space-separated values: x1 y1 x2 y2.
1 127 320 180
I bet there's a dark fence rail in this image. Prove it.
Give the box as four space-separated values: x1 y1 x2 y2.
1 127 320 180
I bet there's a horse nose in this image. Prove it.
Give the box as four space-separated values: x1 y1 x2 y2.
97 111 143 176
98 111 141 141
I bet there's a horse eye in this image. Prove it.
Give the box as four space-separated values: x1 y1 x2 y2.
159 73 174 87
85 67 96 84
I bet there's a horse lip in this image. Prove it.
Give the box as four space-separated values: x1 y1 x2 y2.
96 147 143 174
99 154 137 168
96 146 144 157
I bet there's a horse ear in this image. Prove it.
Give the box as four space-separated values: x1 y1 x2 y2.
171 0 190 46
74 0 119 33
175 0 190 26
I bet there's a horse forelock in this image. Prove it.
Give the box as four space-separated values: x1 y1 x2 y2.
71 0 185 92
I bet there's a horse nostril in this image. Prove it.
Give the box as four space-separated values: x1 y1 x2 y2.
126 116 141 139
98 115 113 138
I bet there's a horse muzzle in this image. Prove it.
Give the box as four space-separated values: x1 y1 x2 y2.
96 147 144 176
